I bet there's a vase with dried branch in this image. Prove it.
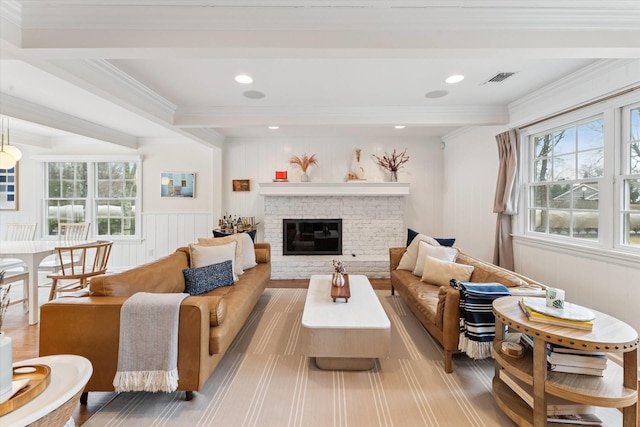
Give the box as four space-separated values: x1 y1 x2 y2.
331 260 346 287
289 153 318 182
371 148 410 182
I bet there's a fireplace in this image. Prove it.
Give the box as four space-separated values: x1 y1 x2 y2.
283 219 342 256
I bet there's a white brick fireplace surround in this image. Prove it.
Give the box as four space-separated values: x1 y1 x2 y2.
259 182 409 279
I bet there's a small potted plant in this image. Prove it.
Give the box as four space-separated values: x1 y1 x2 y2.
371 148 410 182
289 153 318 182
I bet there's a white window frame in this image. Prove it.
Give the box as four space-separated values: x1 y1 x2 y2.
39 155 142 241
617 102 640 250
516 91 640 264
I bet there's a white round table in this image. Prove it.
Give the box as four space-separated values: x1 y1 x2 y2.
0 354 92 427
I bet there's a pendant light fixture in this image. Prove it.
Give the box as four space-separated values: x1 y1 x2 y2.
0 118 21 169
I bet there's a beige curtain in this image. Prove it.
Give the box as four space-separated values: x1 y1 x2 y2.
493 130 519 270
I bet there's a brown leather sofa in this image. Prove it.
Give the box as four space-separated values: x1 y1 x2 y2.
39 242 271 402
389 246 544 373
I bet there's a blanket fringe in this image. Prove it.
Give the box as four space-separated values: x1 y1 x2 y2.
458 332 494 360
113 368 179 393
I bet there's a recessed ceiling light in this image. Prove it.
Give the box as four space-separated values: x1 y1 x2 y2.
235 74 253 84
394 125 406 129
445 74 464 84
243 90 265 99
268 126 279 130
425 90 449 99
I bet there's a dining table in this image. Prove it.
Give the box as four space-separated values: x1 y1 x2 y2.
0 240 93 325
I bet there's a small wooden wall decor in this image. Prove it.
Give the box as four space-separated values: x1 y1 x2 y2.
232 179 251 192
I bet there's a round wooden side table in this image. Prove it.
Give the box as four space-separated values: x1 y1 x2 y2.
0 354 92 427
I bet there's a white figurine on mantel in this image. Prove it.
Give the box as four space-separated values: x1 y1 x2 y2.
351 148 366 180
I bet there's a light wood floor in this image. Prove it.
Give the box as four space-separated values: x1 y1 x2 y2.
3 278 391 425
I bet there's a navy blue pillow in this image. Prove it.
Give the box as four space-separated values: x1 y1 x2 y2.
212 229 256 242
406 228 456 247
183 260 234 296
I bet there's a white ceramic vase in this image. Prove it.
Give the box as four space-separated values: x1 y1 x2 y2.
332 272 345 287
0 331 12 396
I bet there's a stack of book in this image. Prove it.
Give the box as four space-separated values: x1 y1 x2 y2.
547 343 607 376
520 336 607 377
518 298 594 331
498 369 603 425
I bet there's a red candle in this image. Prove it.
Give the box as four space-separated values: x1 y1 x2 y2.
275 171 287 180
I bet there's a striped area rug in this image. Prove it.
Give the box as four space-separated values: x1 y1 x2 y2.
84 288 514 427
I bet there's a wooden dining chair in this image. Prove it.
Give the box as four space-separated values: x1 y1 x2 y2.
47 240 113 301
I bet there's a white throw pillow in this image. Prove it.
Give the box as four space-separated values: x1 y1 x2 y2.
189 241 239 281
197 235 244 276
396 233 441 272
420 255 474 287
412 240 459 277
238 233 257 270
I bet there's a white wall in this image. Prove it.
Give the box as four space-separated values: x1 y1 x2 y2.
442 126 505 262
221 136 444 243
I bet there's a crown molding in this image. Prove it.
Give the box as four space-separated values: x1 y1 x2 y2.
508 59 640 126
85 59 176 116
0 93 138 149
179 127 225 149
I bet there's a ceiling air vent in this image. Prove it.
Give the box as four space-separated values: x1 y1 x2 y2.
484 72 516 84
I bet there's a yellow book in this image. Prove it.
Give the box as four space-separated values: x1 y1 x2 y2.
519 299 593 331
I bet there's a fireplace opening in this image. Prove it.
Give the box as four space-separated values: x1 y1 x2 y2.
283 219 342 256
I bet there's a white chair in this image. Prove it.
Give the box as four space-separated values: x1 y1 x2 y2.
39 223 92 272
0 223 37 305
0 223 37 269
5 223 37 241
58 223 91 240
47 240 112 300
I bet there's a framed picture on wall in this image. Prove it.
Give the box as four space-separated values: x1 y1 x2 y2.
232 179 251 192
0 162 18 210
161 172 195 198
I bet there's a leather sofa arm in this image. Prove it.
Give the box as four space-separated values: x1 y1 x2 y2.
254 242 271 263
39 295 212 392
438 286 461 350
204 296 226 326
389 247 405 272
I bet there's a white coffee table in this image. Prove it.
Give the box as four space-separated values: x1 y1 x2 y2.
301 274 390 370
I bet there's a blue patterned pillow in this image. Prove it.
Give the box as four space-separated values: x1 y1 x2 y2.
406 228 455 247
183 260 234 296
213 229 256 242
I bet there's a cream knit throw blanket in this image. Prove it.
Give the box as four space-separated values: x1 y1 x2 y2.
113 292 189 393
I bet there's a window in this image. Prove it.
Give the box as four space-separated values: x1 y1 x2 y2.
621 104 640 247
528 117 604 241
522 95 640 255
44 159 140 238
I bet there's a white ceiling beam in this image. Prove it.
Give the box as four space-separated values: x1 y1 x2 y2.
174 105 509 128
18 3 640 32
0 93 139 149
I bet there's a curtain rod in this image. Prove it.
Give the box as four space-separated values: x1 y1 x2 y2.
517 84 640 131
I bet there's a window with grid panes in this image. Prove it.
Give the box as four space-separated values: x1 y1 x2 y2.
45 160 140 238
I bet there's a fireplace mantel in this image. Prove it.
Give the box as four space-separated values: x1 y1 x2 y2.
259 182 410 196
